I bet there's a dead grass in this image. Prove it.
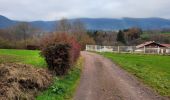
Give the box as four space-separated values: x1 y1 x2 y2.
0 63 53 100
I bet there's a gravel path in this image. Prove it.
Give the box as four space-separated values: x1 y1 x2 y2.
73 51 169 100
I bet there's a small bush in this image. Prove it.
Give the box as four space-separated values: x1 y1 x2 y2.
40 33 80 75
42 43 71 75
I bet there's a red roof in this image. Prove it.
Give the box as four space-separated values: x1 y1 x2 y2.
136 41 168 48
136 41 156 48
161 44 170 47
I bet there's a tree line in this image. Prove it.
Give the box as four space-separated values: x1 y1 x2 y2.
0 18 170 49
88 28 170 46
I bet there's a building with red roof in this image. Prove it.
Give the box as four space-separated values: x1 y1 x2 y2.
136 41 170 54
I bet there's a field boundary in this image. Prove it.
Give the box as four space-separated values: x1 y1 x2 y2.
86 45 170 55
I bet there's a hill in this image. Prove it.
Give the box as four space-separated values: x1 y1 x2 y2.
0 15 170 31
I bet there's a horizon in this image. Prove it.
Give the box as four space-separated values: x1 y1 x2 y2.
1 14 170 22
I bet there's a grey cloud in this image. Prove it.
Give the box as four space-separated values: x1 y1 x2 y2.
0 0 170 21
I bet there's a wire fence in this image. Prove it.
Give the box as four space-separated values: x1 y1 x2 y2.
86 45 170 55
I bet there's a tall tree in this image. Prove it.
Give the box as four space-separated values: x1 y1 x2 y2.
72 19 86 41
123 27 142 45
55 18 95 50
117 30 126 44
72 19 86 34
12 22 34 47
56 18 72 33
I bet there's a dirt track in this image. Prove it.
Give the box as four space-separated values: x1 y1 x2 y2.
73 51 169 100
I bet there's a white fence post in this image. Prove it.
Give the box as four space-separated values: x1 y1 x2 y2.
86 45 87 51
103 46 105 52
144 46 146 54
100 46 102 52
131 46 133 53
118 46 120 53
95 45 97 52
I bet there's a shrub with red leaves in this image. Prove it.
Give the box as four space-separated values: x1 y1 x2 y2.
40 33 80 75
69 37 81 64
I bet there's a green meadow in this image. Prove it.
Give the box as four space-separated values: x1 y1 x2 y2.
0 49 46 68
100 52 170 96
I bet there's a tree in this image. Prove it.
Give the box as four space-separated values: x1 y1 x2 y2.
117 30 126 44
87 30 117 46
0 29 13 40
56 18 72 33
124 27 142 44
72 19 86 41
72 20 96 50
140 33 150 40
11 22 36 48
79 34 95 50
55 18 95 50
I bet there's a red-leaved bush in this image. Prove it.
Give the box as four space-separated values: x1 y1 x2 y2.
40 33 80 75
69 37 81 64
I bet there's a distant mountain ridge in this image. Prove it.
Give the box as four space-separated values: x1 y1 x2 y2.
1 15 170 31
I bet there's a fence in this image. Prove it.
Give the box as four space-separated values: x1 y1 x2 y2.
86 45 170 55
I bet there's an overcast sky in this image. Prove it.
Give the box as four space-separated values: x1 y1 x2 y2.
0 0 170 21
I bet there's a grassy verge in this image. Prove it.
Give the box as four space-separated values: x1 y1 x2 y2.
0 49 46 68
36 57 83 100
99 52 170 96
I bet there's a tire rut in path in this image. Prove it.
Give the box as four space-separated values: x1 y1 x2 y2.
73 51 169 100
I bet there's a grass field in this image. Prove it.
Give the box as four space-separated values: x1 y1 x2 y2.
0 49 83 99
161 32 170 34
100 52 170 96
0 49 46 68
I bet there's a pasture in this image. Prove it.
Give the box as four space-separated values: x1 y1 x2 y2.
162 32 170 34
0 49 46 68
100 52 170 96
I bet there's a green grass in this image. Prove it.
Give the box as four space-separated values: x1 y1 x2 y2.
99 52 170 96
161 32 170 34
36 57 83 100
0 49 46 68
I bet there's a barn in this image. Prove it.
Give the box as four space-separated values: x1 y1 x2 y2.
161 44 170 53
136 41 170 54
